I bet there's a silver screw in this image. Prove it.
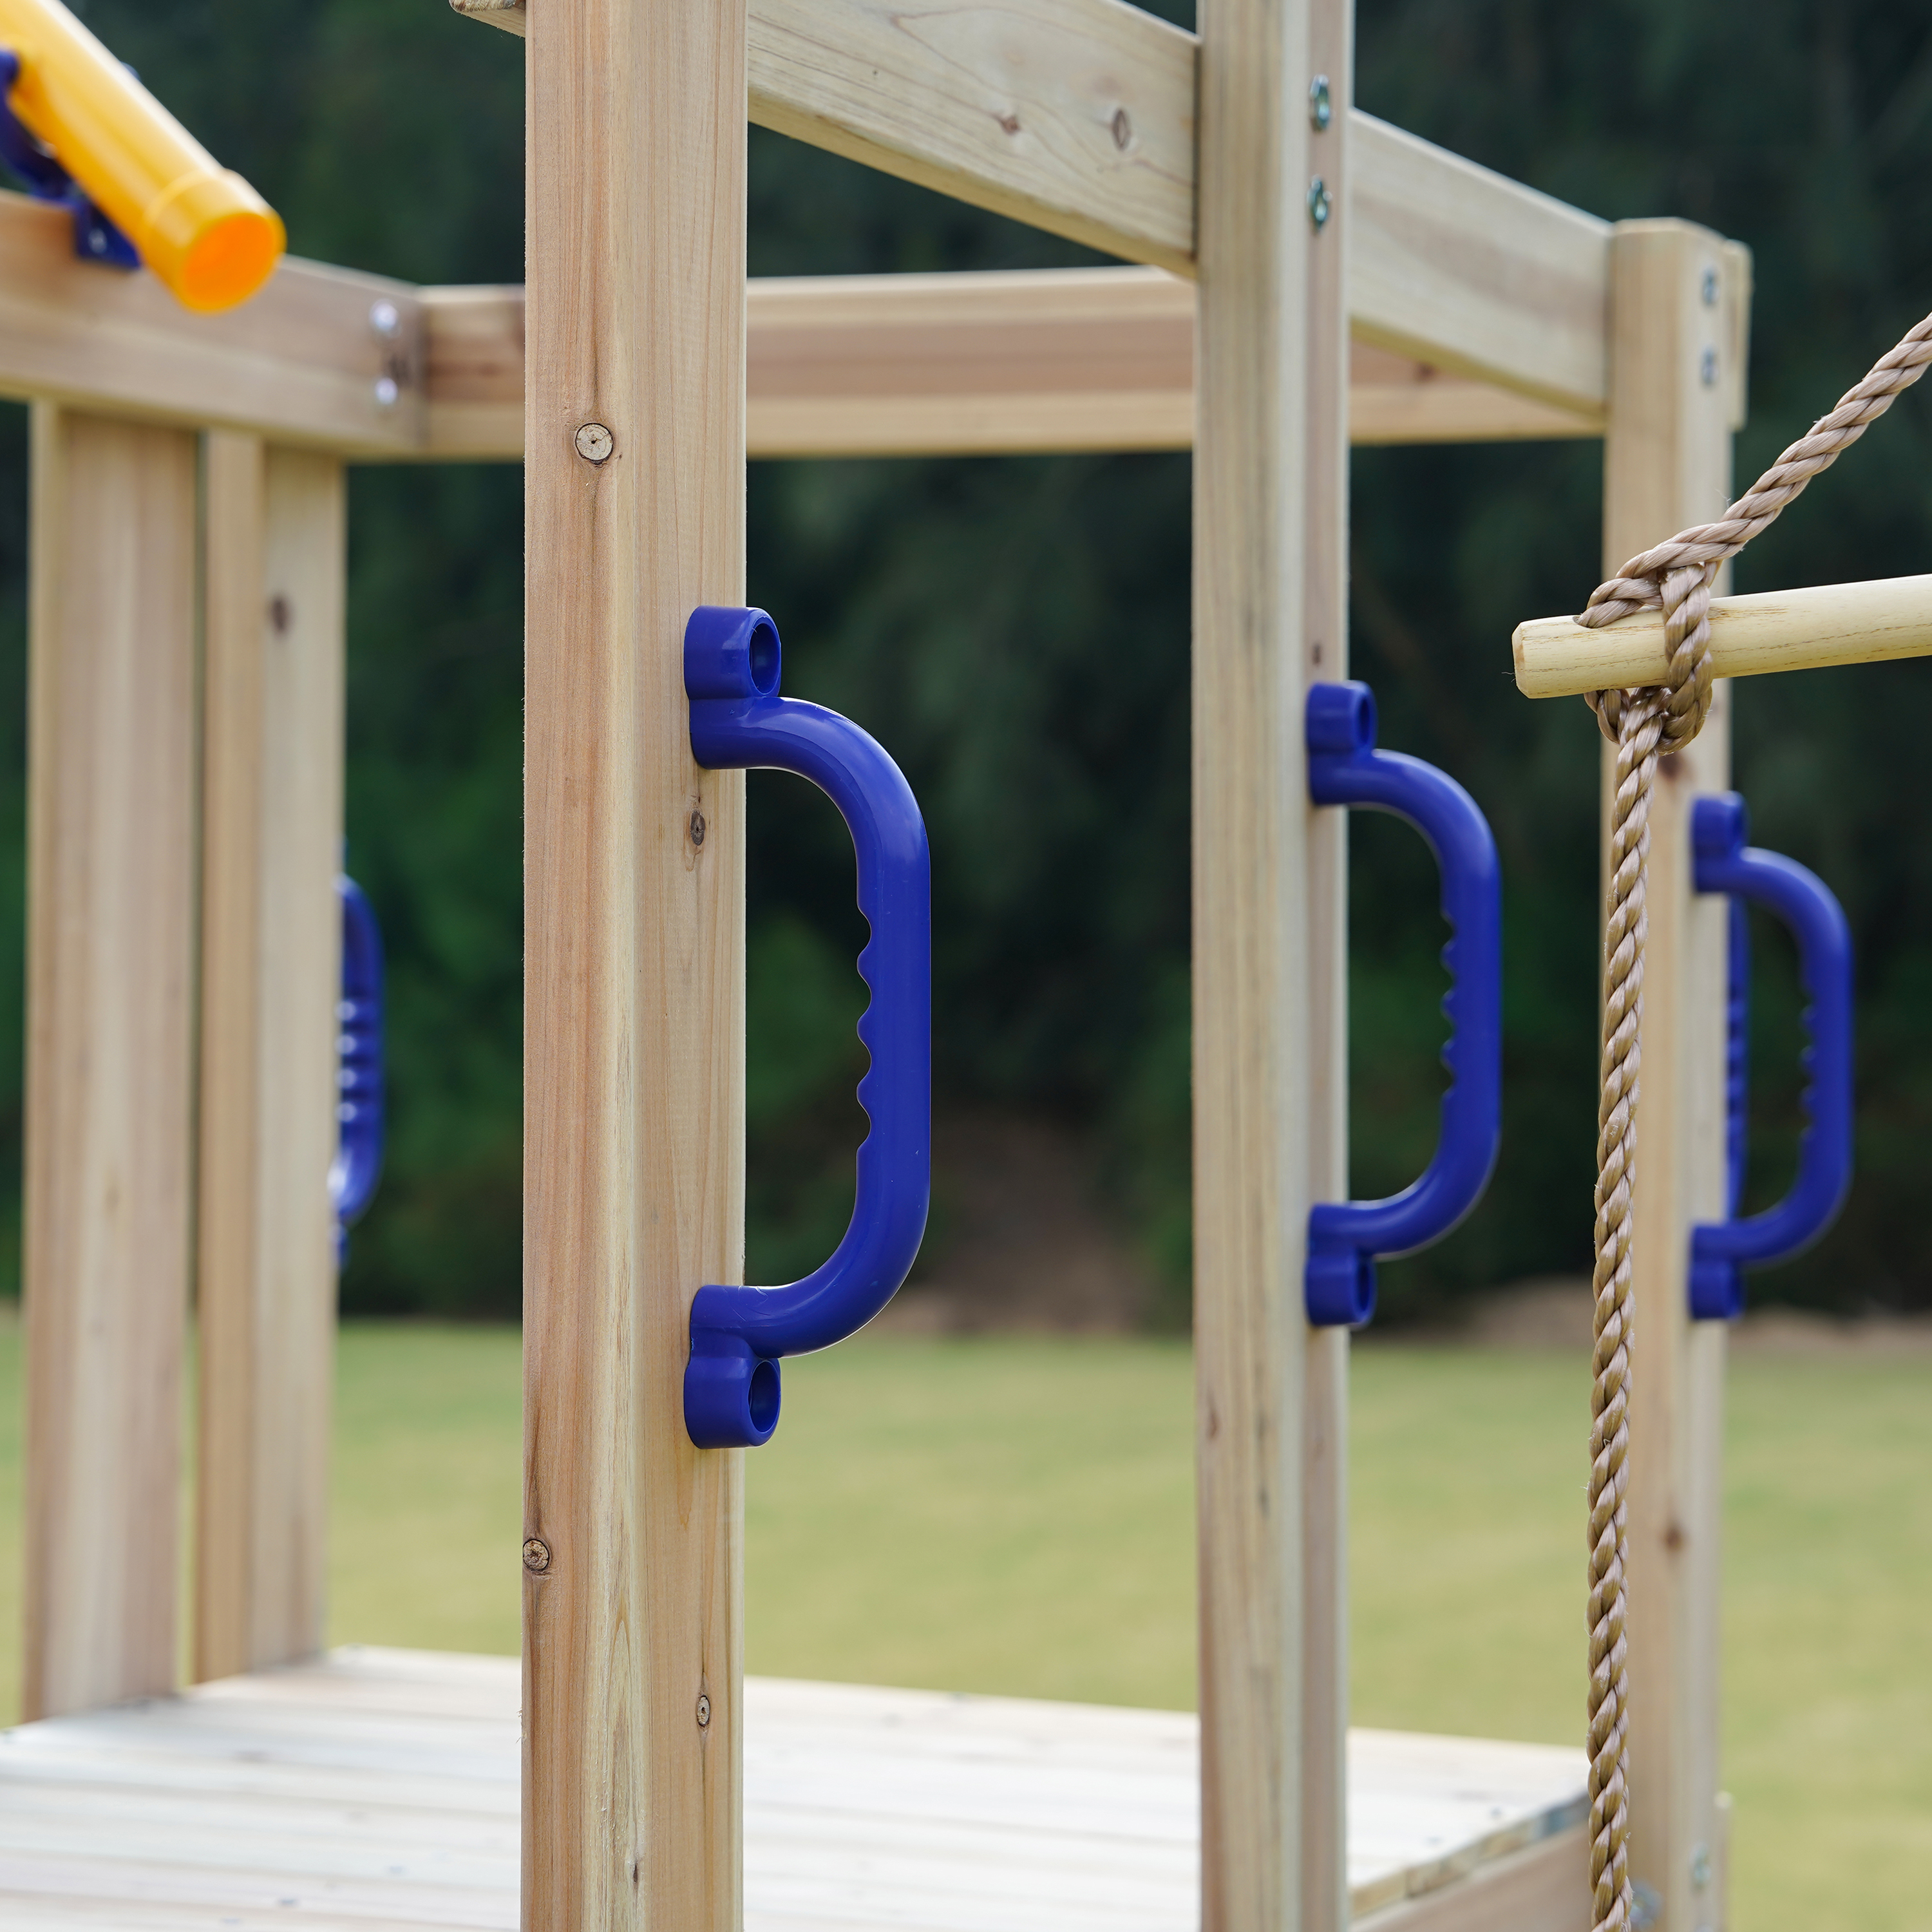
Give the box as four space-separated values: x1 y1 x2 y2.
1689 1841 1712 1888
1307 176 1332 229
1701 266 1719 307
576 421 614 463
1700 345 1719 388
1309 75 1332 130
695 1692 712 1728
370 298 402 339
373 375 399 410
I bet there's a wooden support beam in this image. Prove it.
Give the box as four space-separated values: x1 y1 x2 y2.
0 191 421 452
1600 220 1739 1932
522 0 746 1924
196 439 347 1685
1515 571 1932 697
1191 0 1350 1926
424 274 1603 462
22 408 198 1719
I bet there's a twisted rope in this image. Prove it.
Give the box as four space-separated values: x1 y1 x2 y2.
1573 308 1932 1932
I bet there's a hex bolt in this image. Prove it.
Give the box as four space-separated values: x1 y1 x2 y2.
576 421 615 463
1700 345 1719 388
373 375 400 410
1307 176 1332 229
695 1692 712 1728
1309 74 1332 130
522 1537 552 1574
1701 265 1719 307
370 298 402 339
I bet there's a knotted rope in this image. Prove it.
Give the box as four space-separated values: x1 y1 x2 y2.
1573 308 1932 1932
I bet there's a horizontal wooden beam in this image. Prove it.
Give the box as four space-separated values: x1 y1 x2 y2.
424 271 1601 461
1512 573 1932 698
451 1 1634 415
0 191 421 453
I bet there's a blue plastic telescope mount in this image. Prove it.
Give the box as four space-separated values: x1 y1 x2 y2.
1688 793 1853 1321
0 50 142 269
330 875 386 1268
1303 682 1503 1328
682 606 932 1449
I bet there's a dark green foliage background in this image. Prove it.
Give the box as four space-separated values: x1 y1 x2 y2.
0 0 1927 1319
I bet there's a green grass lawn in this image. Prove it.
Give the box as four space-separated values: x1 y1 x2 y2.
0 1315 1927 1930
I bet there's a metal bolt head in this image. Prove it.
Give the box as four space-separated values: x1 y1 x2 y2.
1689 1841 1712 1888
522 1537 552 1574
370 298 402 339
1700 345 1719 388
1309 74 1332 130
1307 176 1332 229
695 1692 712 1728
1701 265 1719 307
373 375 400 410
576 421 614 463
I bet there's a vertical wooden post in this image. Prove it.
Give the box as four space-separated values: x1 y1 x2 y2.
22 406 198 1719
196 435 347 1683
522 0 746 1924
1193 1 1353 1927
1602 220 1747 1932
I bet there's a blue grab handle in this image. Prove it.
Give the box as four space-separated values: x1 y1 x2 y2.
1303 682 1502 1327
682 607 932 1448
330 875 386 1267
1689 793 1853 1321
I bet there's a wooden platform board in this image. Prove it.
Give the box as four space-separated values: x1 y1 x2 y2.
0 1647 1587 1930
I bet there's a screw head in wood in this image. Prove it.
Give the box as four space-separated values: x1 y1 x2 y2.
575 421 614 463
1309 74 1332 129
1701 265 1719 307
374 375 399 410
370 298 402 339
522 1537 552 1573
1700 345 1719 387
696 1692 712 1728
1307 176 1332 229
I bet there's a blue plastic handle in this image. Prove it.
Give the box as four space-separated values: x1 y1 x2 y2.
330 875 386 1267
682 607 931 1448
1688 793 1853 1321
1303 682 1502 1327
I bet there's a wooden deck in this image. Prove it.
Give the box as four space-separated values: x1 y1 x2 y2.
0 1647 1587 1931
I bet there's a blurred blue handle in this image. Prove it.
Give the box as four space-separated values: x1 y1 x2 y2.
330 875 385 1266
1303 682 1502 1327
682 607 931 1448
1689 793 1853 1321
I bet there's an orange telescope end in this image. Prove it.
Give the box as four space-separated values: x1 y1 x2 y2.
0 0 283 312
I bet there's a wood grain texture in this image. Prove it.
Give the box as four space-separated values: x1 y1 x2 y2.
0 1646 1589 1930
1598 220 1739 1932
0 192 420 451
425 275 1599 461
1352 1828 1589 1932
522 0 746 1923
1513 571 1932 696
1191 0 1352 1926
196 442 346 1684
22 407 198 1719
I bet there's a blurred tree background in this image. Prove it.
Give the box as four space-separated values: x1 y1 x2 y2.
0 0 1927 1321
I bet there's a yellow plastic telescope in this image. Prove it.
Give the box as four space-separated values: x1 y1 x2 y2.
0 0 283 312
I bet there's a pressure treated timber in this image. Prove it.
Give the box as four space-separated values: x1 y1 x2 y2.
1514 571 1932 696
196 442 348 1683
522 0 746 1922
1598 220 1737 1932
1191 0 1353 1926
0 1645 1590 1930
22 408 198 1720
424 274 1602 462
0 191 421 452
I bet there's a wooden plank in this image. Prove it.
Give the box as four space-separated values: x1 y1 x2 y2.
21 408 198 1719
425 276 1600 461
1514 571 1932 696
1353 1828 1588 1932
522 0 746 1925
1598 220 1738 1932
1191 0 1351 1926
196 442 347 1683
0 191 421 451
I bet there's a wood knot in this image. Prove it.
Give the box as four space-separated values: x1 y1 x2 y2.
522 1537 552 1573
997 111 1021 136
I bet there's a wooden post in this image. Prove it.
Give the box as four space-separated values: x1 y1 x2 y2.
196 434 347 1683
522 0 746 1925
1601 220 1745 1932
1193 0 1352 1927
21 406 198 1719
